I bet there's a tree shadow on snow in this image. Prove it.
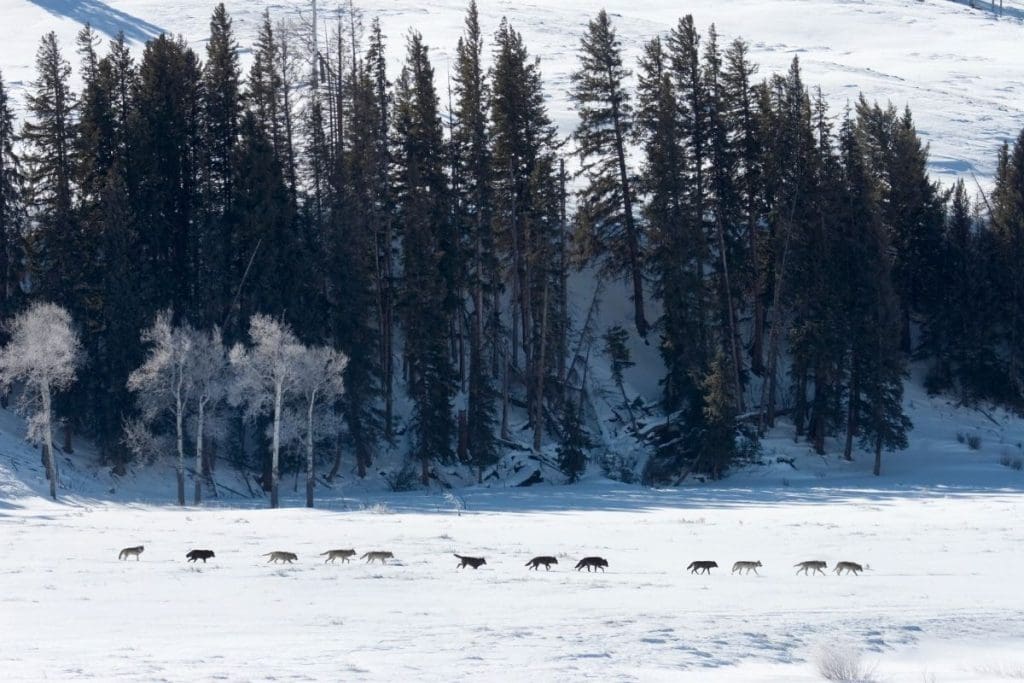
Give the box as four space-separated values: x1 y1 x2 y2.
27 0 165 42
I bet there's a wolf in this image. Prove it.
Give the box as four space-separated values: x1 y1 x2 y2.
263 551 298 564
186 549 215 563
455 554 487 569
834 561 864 575
118 546 144 561
575 557 608 572
795 560 828 575
361 551 394 564
731 560 762 575
687 560 718 575
321 549 357 564
525 556 559 571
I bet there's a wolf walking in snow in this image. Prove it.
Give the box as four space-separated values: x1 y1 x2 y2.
321 549 357 563
455 554 487 569
263 551 297 563
834 561 864 575
361 551 394 564
575 557 608 572
687 560 718 574
186 549 215 563
731 560 762 575
118 546 144 560
795 560 827 575
525 556 558 570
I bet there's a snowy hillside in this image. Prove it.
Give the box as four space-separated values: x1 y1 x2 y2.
1 0 1022 187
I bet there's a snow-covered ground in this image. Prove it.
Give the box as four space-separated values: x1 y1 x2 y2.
2 377 1024 681
1 0 1022 186
2 477 1024 681
3 0 1024 679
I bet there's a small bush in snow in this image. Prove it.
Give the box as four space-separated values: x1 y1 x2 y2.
363 502 393 514
814 644 878 683
385 464 421 492
966 434 982 450
956 431 966 444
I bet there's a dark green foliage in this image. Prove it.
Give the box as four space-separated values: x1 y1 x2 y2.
557 396 590 483
394 32 455 484
570 10 647 337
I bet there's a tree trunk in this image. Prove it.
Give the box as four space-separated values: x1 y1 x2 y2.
306 397 315 508
843 365 858 461
63 420 73 454
271 383 281 508
532 277 549 453
714 212 744 412
610 97 648 338
873 437 882 476
42 384 57 501
500 355 511 441
176 395 185 506
194 400 205 505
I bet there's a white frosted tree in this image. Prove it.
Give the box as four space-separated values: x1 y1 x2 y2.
230 314 304 508
288 345 347 508
187 326 229 505
0 302 82 500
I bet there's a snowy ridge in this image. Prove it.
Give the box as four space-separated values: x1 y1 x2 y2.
1 0 1022 187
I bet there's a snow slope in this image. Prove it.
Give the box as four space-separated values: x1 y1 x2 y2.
1 0 1022 187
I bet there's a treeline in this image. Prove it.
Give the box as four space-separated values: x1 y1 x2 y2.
0 2 1022 494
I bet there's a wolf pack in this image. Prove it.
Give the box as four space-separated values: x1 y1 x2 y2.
116 545 867 576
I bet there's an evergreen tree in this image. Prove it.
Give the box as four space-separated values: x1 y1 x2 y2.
393 32 455 484
198 3 243 328
557 395 591 483
837 118 910 470
453 1 499 480
0 70 23 325
132 34 202 315
990 130 1024 402
21 32 77 305
570 10 647 337
855 99 944 352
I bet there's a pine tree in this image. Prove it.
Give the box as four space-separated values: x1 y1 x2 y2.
132 34 202 315
636 36 701 416
198 3 243 328
453 1 499 480
22 32 77 305
570 10 647 338
394 32 455 484
855 99 944 353
837 118 911 470
490 19 560 442
721 38 764 375
698 350 738 479
990 130 1024 402
557 395 590 483
0 70 23 325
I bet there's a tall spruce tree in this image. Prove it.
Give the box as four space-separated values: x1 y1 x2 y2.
22 32 77 306
0 70 23 325
453 1 499 480
570 10 647 338
394 32 455 484
198 4 243 329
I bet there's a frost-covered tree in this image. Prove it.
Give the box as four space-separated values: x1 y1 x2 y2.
0 303 82 500
128 311 209 506
187 326 229 504
287 346 347 507
229 314 303 508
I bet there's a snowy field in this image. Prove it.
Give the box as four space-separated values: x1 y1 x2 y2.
1 0 1023 186
2 368 1024 681
2 485 1024 681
